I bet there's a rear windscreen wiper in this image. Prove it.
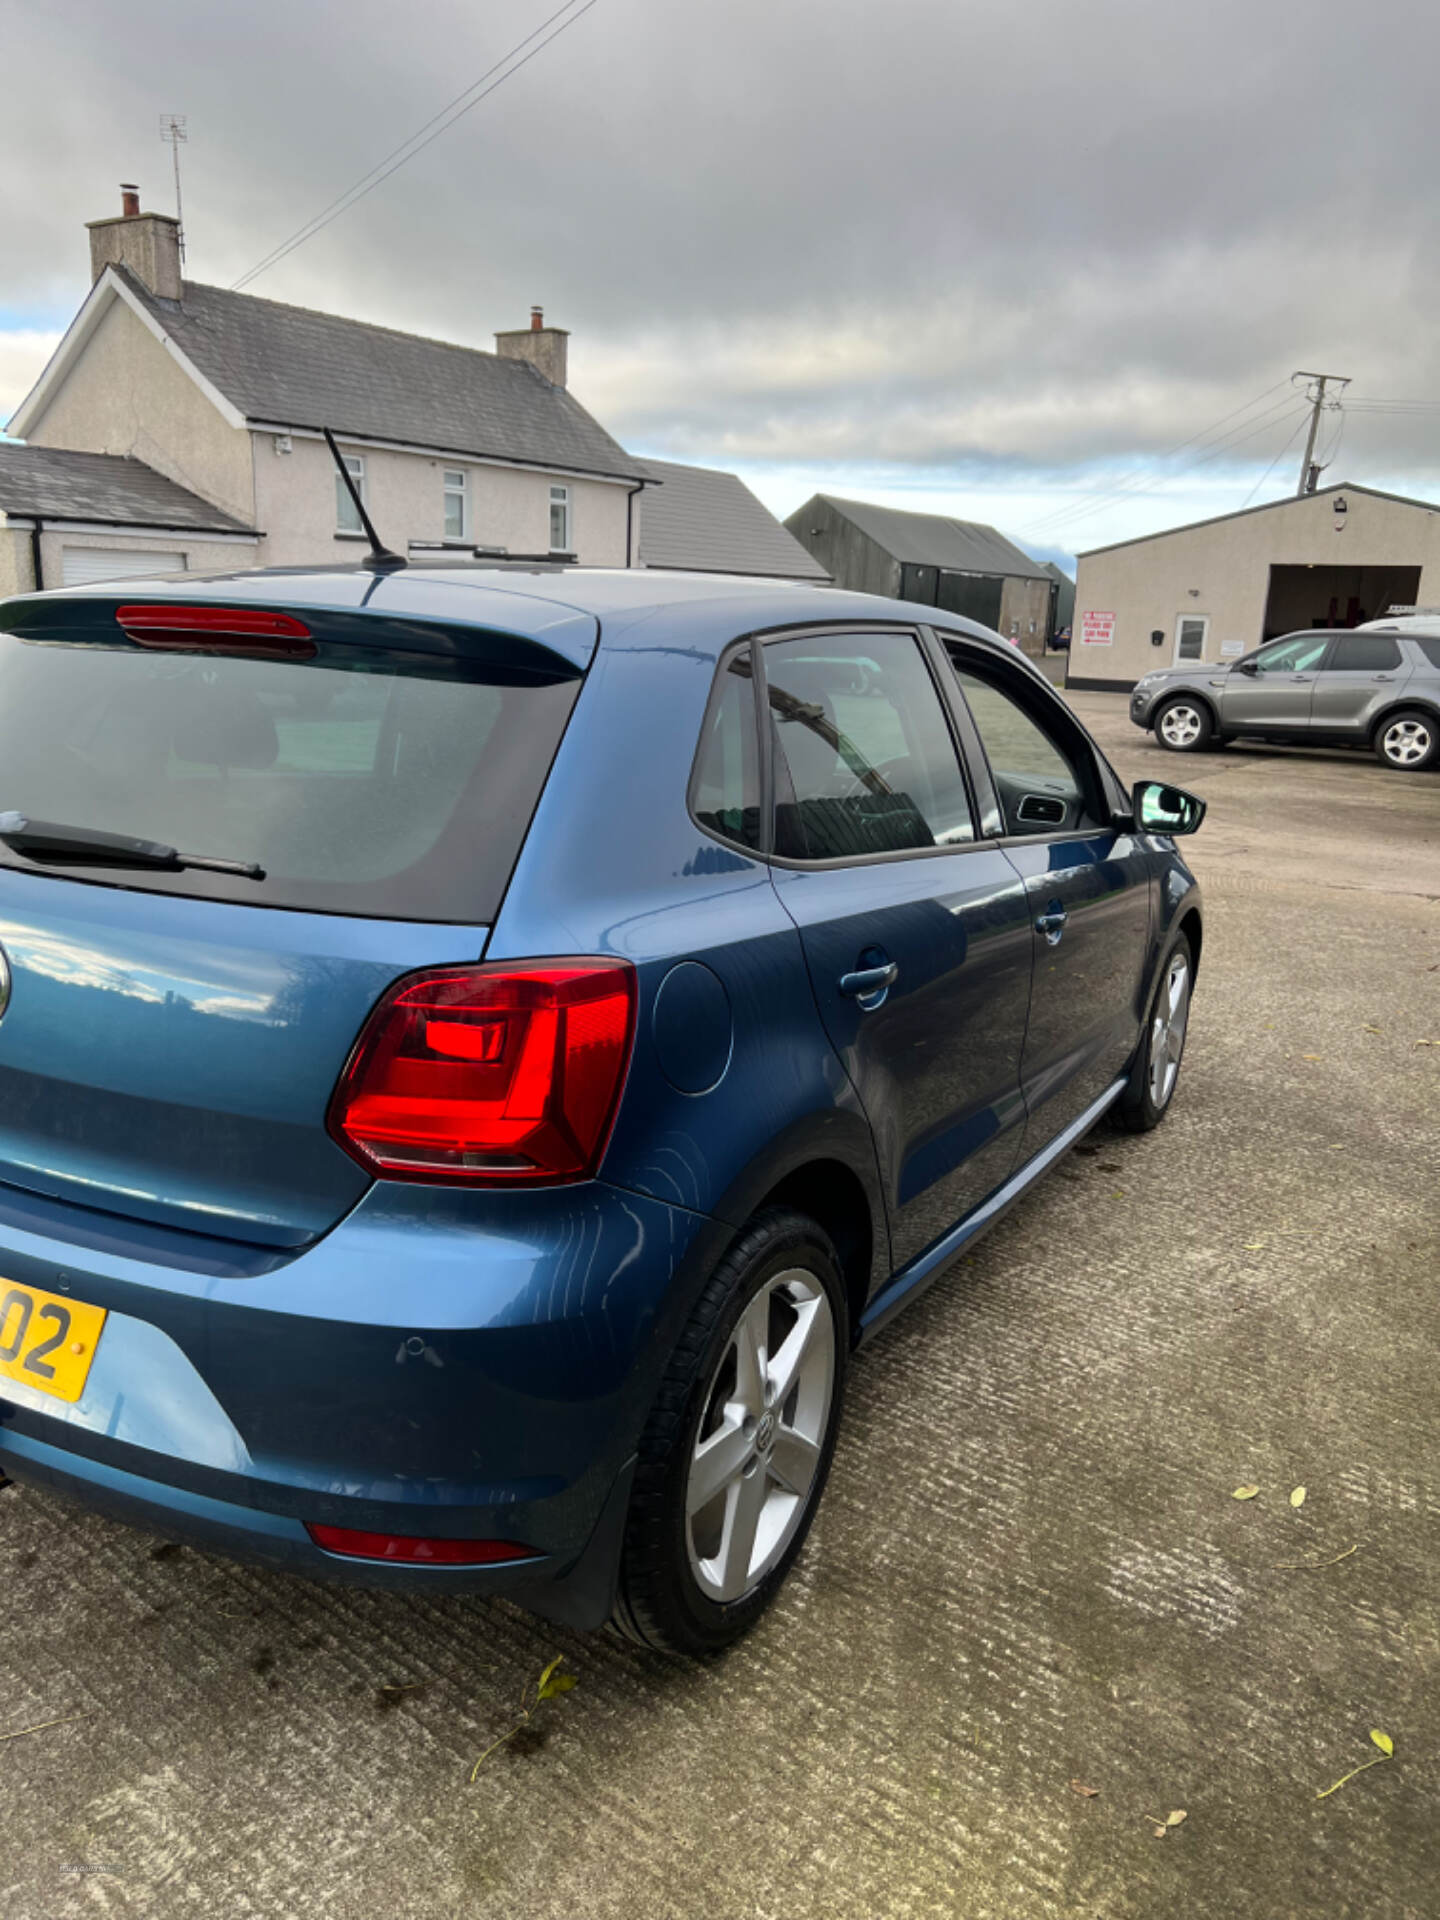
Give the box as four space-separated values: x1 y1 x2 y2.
0 812 265 880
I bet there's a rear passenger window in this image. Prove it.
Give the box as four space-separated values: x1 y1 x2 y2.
1415 635 1440 670
691 648 762 850
764 633 974 860
1325 634 1403 672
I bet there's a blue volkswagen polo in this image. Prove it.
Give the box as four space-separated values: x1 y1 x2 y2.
0 566 1202 1654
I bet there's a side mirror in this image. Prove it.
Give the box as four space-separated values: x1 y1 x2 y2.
1132 780 1205 836
1234 658 1258 676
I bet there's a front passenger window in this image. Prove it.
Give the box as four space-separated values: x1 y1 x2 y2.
952 668 1094 836
1252 634 1330 674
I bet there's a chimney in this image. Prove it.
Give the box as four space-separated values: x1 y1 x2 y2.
495 305 569 388
87 184 182 300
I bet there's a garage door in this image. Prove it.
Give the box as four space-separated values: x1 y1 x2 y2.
60 547 187 587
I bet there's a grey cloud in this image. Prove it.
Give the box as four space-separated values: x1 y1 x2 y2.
4 0 1440 527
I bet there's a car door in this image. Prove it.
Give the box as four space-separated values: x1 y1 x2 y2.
944 644 1152 1151
1219 631 1331 733
1307 631 1410 736
761 628 1035 1269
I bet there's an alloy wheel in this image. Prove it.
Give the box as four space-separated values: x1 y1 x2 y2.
1159 703 1203 749
1148 950 1190 1110
1382 718 1432 767
685 1269 836 1604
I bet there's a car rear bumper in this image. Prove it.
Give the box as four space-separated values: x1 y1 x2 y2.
0 1175 728 1628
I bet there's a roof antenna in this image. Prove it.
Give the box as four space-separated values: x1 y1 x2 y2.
322 427 406 572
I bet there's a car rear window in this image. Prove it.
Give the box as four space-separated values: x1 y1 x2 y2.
0 621 580 921
1412 635 1440 670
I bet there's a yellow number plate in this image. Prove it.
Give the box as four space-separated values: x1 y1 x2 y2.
0 1282 107 1404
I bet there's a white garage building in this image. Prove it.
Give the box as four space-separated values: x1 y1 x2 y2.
1069 483 1440 689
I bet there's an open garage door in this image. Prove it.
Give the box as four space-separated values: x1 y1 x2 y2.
1262 563 1421 640
61 547 186 587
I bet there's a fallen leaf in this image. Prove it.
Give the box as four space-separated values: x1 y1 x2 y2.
1070 1779 1100 1797
1362 1025 1383 1034
1290 1486 1307 1508
1152 1824 1168 1838
1300 1053 1324 1062
1243 1241 1267 1250
1370 1729 1394 1757
536 1654 578 1701
1233 1485 1260 1500
1272 1543 1358 1570
1166 1809 1188 1827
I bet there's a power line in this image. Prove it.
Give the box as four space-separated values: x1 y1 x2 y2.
1239 411 1313 510
1293 370 1349 495
1014 378 1296 537
1018 386 1307 541
233 0 602 291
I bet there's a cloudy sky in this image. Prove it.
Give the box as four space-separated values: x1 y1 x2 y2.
4 0 1440 566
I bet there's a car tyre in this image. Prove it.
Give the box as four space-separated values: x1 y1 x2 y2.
1153 698 1214 753
1373 709 1440 772
1113 933 1193 1133
612 1207 848 1656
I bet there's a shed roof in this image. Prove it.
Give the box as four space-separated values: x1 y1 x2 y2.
119 273 647 484
803 494 1048 579
0 442 251 532
638 459 831 579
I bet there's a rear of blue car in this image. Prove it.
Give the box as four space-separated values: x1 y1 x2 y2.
0 577 716 1628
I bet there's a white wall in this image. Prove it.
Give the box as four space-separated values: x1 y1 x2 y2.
252 432 631 568
23 295 256 526
1072 488 1440 684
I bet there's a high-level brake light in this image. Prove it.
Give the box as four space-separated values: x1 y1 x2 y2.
329 960 637 1185
114 605 315 658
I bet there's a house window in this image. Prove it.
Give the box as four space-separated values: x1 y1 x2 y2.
443 468 468 541
1174 615 1208 664
336 454 366 534
549 485 571 553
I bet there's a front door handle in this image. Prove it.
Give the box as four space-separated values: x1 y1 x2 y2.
838 961 898 1007
1035 902 1068 946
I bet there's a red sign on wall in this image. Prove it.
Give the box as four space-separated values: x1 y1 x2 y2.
1080 610 1116 647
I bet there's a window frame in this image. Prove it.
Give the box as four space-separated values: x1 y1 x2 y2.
686 639 768 859
549 484 572 554
442 467 469 542
335 453 366 535
932 627 1125 846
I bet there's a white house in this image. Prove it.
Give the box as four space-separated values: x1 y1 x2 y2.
3 186 650 590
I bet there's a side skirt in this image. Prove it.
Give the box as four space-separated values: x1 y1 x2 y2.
856 1076 1128 1346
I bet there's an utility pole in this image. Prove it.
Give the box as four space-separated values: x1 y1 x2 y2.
159 114 188 263
1294 370 1349 495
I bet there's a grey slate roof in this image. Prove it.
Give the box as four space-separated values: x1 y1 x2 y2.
806 494 1048 579
121 272 647 484
0 442 251 531
638 459 831 579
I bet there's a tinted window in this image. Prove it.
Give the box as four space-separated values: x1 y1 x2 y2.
692 649 761 850
1414 636 1440 670
952 665 1093 835
765 633 974 860
1325 634 1403 672
1253 634 1331 673
0 629 577 921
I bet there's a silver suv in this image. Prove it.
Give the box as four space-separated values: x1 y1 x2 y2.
1127 619 1440 771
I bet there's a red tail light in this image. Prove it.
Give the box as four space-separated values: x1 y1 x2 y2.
329 960 636 1185
115 604 315 658
307 1524 535 1565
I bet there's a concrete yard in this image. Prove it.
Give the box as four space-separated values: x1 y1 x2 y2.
3 695 1438 1920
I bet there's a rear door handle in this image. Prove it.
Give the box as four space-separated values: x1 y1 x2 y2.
1035 905 1068 946
1371 674 1396 682
838 961 898 1003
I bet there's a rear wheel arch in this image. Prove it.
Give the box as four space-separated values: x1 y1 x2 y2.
750 1158 876 1343
1368 697 1440 746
